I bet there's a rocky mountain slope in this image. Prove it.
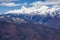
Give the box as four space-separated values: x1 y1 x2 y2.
0 6 60 40
0 17 60 40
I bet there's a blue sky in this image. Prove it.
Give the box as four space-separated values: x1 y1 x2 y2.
0 0 45 13
0 0 60 14
13 0 45 3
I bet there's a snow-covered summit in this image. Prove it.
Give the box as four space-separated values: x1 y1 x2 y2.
5 5 60 17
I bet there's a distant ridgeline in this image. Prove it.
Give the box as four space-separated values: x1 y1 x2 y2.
0 15 60 40
0 7 60 29
0 7 60 40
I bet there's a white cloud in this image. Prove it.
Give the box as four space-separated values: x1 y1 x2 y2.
5 1 60 15
30 1 44 8
0 3 21 7
30 1 60 11
52 5 60 8
5 6 34 14
45 0 60 5
5 5 49 15
29 1 60 11
0 0 59 7
5 5 60 16
46 0 59 2
0 0 19 2
45 0 60 4
30 0 60 6
0 0 12 2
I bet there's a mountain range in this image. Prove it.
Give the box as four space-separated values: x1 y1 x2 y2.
0 6 60 40
0 6 60 29
0 17 60 40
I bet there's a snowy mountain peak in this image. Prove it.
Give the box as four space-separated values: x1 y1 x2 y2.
5 5 60 17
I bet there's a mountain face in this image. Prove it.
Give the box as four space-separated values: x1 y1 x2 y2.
0 7 60 29
0 17 60 40
44 17 60 29
0 7 60 40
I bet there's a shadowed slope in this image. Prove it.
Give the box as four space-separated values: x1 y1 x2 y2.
18 23 60 40
0 17 17 40
0 17 41 40
0 17 60 40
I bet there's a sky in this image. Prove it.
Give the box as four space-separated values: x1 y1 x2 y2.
0 0 60 14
